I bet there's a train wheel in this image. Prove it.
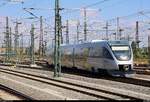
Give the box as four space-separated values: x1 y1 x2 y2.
98 69 108 76
91 67 96 73
72 67 77 70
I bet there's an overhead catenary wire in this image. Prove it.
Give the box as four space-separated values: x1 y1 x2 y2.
20 0 113 34
1 0 150 47
60 0 111 16
0 2 8 7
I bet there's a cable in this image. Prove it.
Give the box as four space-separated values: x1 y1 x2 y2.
85 0 110 8
21 0 112 28
56 0 111 16
139 11 150 19
0 2 8 7
23 8 39 18
103 10 150 23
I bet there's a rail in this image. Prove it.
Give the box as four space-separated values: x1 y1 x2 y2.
0 84 34 100
0 67 147 100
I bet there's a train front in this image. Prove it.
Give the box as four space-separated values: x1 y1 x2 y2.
108 40 135 77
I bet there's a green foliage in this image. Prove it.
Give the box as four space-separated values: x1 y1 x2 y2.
131 41 149 59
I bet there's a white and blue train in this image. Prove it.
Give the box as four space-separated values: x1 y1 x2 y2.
46 40 135 77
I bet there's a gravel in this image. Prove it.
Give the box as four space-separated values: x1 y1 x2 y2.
0 72 103 100
134 74 150 81
1 65 150 100
6 66 150 95
0 89 22 100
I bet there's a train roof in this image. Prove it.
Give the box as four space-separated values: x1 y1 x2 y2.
60 40 130 47
61 40 108 47
108 40 130 46
91 40 107 43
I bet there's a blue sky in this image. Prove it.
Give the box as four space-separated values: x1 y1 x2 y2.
0 0 150 21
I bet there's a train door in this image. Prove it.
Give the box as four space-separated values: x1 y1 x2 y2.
62 46 73 68
88 45 104 71
75 46 90 70
103 47 115 70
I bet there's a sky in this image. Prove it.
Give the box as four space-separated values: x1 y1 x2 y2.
0 0 150 48
0 0 150 20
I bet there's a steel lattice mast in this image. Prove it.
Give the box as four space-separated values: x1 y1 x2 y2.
5 17 10 63
54 0 62 77
30 24 35 65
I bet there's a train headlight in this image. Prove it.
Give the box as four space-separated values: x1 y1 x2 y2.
119 65 131 72
123 65 129 71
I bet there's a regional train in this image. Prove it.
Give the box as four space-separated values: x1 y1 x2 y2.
46 40 135 77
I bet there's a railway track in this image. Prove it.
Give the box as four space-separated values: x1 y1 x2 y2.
0 63 150 86
1 63 150 87
0 84 34 100
0 67 149 100
134 67 150 75
104 76 150 87
61 66 150 88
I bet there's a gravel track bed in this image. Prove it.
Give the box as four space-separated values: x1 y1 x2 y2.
0 89 22 100
134 74 150 81
6 66 150 96
0 70 137 100
0 71 103 100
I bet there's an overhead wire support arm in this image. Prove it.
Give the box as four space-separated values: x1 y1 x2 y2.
23 8 39 19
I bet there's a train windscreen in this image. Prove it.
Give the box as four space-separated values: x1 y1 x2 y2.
108 41 131 61
111 46 131 61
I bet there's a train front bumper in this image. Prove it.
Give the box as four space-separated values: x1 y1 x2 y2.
107 69 136 77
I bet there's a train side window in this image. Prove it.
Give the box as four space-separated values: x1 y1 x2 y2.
103 47 113 59
78 47 89 58
89 47 94 57
89 47 102 57
63 47 72 57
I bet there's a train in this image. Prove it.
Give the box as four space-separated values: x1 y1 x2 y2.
46 40 135 77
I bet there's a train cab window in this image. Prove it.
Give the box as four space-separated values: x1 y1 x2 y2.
103 47 113 59
63 47 73 57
